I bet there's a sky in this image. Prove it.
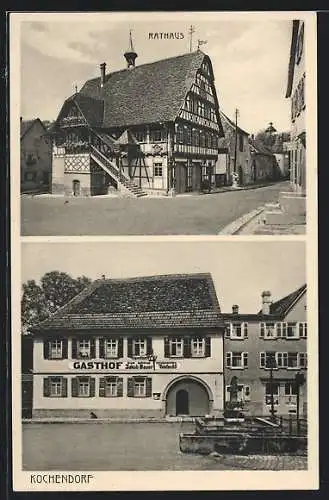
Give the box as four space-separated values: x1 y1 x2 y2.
21 241 306 313
19 13 293 133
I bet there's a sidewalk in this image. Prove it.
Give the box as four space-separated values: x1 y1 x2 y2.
219 203 306 235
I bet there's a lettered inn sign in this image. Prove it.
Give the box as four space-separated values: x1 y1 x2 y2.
69 360 179 371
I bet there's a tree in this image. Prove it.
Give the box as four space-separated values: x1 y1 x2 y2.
21 271 91 331
254 129 276 150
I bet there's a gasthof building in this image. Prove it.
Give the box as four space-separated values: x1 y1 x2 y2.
29 273 225 418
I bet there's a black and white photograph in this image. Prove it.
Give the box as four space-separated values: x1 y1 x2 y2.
20 240 309 472
10 10 318 493
16 12 313 236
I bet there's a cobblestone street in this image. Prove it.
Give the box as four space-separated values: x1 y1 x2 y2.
21 182 289 236
22 422 307 471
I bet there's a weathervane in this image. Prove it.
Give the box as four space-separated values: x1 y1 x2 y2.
197 39 208 50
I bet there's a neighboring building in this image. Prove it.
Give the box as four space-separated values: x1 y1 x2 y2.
22 333 33 419
223 284 307 417
216 111 252 186
272 132 291 179
50 37 224 197
20 118 52 193
286 20 306 193
249 137 279 182
29 273 225 418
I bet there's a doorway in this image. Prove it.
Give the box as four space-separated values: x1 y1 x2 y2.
176 389 189 415
72 179 81 196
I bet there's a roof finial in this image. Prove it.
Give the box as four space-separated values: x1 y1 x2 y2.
124 29 138 69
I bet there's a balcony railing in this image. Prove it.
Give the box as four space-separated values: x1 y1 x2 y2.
60 116 87 128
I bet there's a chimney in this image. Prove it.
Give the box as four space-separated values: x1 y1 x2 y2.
100 63 106 87
232 304 239 315
261 291 272 315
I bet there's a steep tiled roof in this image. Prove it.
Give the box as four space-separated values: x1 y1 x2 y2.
72 51 218 129
219 111 250 136
269 284 306 317
31 273 224 332
249 138 274 156
20 118 46 139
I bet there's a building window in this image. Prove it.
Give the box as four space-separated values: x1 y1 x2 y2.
200 132 205 148
284 382 298 405
134 130 146 142
286 323 299 338
105 339 118 358
177 125 184 144
192 129 200 147
260 351 307 369
43 377 67 398
169 337 184 357
298 322 307 338
127 377 152 398
24 171 37 182
238 134 244 152
150 129 165 142
265 383 280 405
187 165 193 188
186 95 192 111
227 323 248 339
184 126 192 145
226 384 250 402
49 340 62 359
78 339 91 358
211 133 218 149
260 322 276 339
99 376 123 397
72 377 95 398
154 163 163 177
127 337 152 358
191 337 205 357
226 351 248 369
44 338 68 360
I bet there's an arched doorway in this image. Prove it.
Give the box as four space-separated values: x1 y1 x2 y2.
165 377 211 416
72 179 80 196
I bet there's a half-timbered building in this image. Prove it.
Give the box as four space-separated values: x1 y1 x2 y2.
50 38 224 197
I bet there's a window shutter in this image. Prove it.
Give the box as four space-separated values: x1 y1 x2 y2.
243 323 248 338
276 323 282 337
283 352 288 367
43 340 50 359
117 378 123 397
90 338 96 359
299 353 307 368
183 337 191 358
89 378 95 397
164 338 170 357
243 352 248 368
62 339 68 359
282 322 287 337
225 326 230 338
71 339 77 359
146 338 153 356
260 352 265 368
260 323 265 338
43 377 50 397
226 352 231 367
205 337 211 357
117 338 123 358
276 352 282 367
99 338 105 358
61 378 68 397
127 338 133 358
71 378 78 397
127 378 134 397
99 377 106 397
145 377 152 397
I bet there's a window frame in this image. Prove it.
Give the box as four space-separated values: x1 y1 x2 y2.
265 382 280 405
77 377 91 397
169 337 184 357
260 322 277 339
226 351 248 369
134 377 146 397
132 338 147 358
104 338 118 359
191 337 205 357
48 339 63 359
229 322 248 339
154 163 163 177
77 339 91 358
49 377 63 397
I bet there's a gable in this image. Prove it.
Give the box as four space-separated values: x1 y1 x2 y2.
284 292 307 322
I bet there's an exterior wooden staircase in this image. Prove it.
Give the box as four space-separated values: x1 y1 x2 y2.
90 145 147 198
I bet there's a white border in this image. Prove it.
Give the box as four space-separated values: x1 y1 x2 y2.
11 11 318 491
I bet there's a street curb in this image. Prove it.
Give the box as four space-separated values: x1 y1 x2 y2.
22 418 196 424
218 207 265 235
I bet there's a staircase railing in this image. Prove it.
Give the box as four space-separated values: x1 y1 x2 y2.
90 145 131 187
